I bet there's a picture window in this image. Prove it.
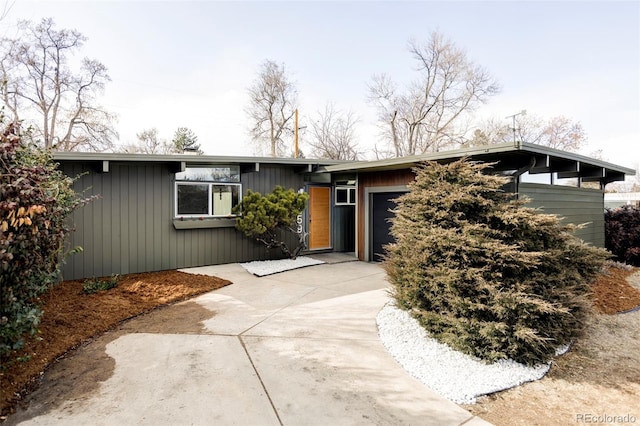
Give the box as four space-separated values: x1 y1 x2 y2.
175 166 241 217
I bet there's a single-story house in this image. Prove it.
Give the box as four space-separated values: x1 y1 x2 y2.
54 142 635 280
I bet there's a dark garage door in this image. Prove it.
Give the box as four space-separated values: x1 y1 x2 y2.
371 192 404 261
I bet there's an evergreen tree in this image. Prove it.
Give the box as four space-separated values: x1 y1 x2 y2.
171 127 202 154
385 159 609 365
234 186 308 259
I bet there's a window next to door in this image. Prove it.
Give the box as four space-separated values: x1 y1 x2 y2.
174 166 242 218
335 186 356 205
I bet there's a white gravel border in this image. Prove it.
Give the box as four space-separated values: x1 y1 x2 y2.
377 303 568 404
241 256 325 276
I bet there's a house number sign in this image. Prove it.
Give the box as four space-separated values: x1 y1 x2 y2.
296 214 303 235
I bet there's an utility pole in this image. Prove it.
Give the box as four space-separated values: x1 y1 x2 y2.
294 109 299 158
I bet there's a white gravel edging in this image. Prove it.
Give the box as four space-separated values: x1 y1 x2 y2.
376 303 568 404
241 256 325 276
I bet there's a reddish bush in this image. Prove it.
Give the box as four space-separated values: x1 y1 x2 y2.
605 205 640 266
0 122 87 357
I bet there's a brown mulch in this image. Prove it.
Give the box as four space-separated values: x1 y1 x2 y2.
590 266 640 314
0 270 231 419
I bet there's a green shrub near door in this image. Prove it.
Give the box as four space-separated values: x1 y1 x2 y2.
234 186 309 259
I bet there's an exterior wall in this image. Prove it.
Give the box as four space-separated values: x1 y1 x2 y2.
61 161 305 280
355 169 606 262
330 173 357 253
60 159 608 279
357 170 415 260
519 183 605 247
332 205 355 252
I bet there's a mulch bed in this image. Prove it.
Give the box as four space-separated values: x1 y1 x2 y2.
590 266 640 314
0 270 231 419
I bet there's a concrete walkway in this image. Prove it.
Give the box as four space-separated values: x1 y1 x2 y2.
10 255 491 425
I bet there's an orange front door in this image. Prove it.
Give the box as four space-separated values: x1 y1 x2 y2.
309 187 331 249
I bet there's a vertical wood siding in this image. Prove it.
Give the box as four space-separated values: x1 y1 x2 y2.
61 162 305 280
518 183 605 247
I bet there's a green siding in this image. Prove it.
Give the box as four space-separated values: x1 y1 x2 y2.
61 162 305 280
518 183 605 247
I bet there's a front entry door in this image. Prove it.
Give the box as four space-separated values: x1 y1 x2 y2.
309 187 331 249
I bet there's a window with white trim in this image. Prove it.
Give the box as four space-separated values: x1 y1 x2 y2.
335 186 356 205
175 166 241 217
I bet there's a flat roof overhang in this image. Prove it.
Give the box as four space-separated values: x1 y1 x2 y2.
53 152 347 174
319 142 635 185
53 143 635 185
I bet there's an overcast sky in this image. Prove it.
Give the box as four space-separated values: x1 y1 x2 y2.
4 0 639 169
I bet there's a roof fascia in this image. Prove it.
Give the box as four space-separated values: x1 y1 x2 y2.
321 142 635 176
52 152 345 168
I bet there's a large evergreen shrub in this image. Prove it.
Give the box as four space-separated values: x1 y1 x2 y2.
605 205 640 266
234 186 309 259
384 159 608 366
0 122 85 357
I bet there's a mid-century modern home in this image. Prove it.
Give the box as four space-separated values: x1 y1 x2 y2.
54 142 635 280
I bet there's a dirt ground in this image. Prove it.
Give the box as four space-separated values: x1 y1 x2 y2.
464 265 640 425
1 265 640 424
0 270 231 420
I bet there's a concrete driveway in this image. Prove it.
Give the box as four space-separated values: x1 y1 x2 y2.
8 254 490 425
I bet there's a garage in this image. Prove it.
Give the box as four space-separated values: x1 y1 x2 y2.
320 142 634 263
370 192 406 262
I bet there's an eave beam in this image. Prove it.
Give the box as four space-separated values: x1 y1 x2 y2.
529 154 550 174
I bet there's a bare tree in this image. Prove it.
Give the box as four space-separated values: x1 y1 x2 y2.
469 114 587 152
136 128 163 154
119 128 175 154
308 103 361 160
246 60 297 157
0 38 20 122
0 18 117 151
533 116 586 151
588 149 604 161
0 1 14 22
368 31 499 157
462 117 510 148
